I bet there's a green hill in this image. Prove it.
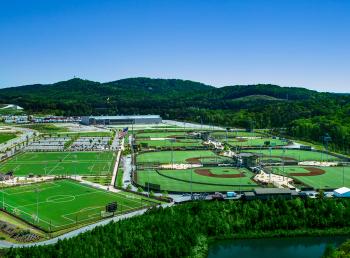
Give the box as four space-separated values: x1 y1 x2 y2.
0 77 349 154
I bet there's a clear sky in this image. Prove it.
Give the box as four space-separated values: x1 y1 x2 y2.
1 0 349 92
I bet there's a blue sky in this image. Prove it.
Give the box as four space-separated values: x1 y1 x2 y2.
0 0 349 92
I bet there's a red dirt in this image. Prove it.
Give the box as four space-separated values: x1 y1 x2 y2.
194 168 245 178
233 138 248 142
289 167 325 176
185 156 218 164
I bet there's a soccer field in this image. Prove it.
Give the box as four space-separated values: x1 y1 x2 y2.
136 150 232 164
249 149 340 162
269 166 350 189
137 139 203 148
0 152 115 176
136 167 258 192
1 180 158 232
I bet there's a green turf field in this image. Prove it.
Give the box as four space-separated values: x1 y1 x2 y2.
0 133 17 144
0 152 115 176
136 167 258 192
136 150 232 164
227 138 288 147
0 180 158 231
249 149 340 162
211 131 264 138
136 131 188 138
137 139 203 148
269 166 350 189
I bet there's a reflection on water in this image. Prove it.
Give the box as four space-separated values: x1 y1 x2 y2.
208 236 348 258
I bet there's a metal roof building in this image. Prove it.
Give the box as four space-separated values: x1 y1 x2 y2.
81 115 162 125
334 187 350 198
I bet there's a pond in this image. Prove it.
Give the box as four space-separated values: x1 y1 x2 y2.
208 235 348 258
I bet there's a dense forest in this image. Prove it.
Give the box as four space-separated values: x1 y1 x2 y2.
0 77 349 153
4 199 350 258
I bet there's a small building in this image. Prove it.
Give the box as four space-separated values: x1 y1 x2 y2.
334 187 350 198
81 115 162 125
253 188 297 200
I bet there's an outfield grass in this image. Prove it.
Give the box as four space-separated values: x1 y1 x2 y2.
269 166 350 189
0 152 115 176
211 131 264 138
249 149 340 162
136 131 188 138
0 133 17 144
137 139 203 148
227 138 288 147
0 180 158 231
136 150 232 164
136 167 258 192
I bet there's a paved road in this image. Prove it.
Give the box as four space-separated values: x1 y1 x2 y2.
0 203 173 248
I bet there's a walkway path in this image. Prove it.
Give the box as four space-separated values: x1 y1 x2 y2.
110 137 124 187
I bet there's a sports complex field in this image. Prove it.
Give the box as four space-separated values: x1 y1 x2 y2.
226 138 288 147
211 131 264 138
137 139 203 148
1 179 158 232
0 152 115 176
136 131 189 138
136 150 232 164
269 166 350 189
136 167 258 192
249 149 340 162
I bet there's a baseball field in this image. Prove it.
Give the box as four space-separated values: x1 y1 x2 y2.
136 131 189 138
211 131 264 138
227 138 288 147
136 150 232 164
0 179 158 231
269 166 350 189
136 167 258 192
137 139 203 148
0 152 115 176
249 149 340 162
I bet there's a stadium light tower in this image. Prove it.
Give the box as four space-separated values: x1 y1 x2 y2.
322 133 332 162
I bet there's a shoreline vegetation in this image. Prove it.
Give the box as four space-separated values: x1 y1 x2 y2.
4 199 350 257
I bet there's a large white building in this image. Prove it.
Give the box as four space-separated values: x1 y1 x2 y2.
81 115 162 125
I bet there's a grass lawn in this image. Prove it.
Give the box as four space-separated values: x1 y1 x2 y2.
249 149 340 162
0 152 115 176
227 138 288 147
211 131 264 138
136 167 258 192
269 166 350 189
136 150 232 164
116 168 124 187
0 179 159 231
137 139 203 148
16 124 67 134
136 131 188 138
0 133 17 144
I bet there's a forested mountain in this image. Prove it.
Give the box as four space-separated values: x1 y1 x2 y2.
0 77 349 153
